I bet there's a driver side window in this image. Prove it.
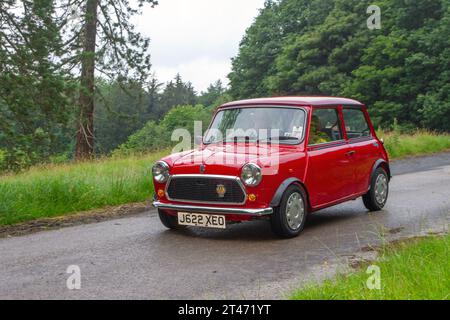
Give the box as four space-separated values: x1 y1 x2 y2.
309 108 343 145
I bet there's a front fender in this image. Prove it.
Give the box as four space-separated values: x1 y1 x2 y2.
371 159 391 180
368 159 391 192
270 177 302 207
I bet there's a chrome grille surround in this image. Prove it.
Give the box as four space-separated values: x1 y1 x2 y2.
165 174 247 205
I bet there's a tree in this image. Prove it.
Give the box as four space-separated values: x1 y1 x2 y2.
266 0 371 96
229 0 450 131
156 74 197 118
198 80 226 108
228 0 281 99
55 0 158 159
94 80 151 154
228 0 334 99
146 76 163 120
0 0 74 170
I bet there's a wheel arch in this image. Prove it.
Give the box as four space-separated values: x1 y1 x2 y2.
370 159 391 186
270 178 311 210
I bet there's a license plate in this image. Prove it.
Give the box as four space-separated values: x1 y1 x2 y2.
178 212 226 229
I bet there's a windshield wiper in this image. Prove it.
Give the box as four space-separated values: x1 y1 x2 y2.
225 136 255 143
205 136 253 145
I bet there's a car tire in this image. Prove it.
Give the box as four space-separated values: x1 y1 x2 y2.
271 184 308 238
363 167 389 211
158 209 181 230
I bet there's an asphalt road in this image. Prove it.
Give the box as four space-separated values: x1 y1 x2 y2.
0 153 449 300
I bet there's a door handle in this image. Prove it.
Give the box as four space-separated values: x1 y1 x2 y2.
346 150 356 156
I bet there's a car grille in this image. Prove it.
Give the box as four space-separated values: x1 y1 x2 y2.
166 176 246 204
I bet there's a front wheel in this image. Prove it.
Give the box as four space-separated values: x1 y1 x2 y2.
363 167 389 211
271 185 308 238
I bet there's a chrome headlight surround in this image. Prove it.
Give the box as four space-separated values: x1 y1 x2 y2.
241 163 262 187
152 161 170 183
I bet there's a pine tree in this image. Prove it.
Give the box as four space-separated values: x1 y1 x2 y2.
198 80 226 108
55 0 158 159
156 74 198 118
0 0 73 170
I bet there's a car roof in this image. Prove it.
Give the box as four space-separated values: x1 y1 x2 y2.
220 96 364 108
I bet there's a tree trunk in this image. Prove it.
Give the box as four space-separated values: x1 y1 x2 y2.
75 0 98 160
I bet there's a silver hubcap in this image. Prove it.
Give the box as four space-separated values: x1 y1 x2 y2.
286 192 305 230
375 174 388 205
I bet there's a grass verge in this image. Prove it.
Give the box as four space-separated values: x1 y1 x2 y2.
290 234 450 300
0 151 166 225
0 130 449 226
379 130 450 159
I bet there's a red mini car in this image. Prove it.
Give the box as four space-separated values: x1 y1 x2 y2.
153 97 390 238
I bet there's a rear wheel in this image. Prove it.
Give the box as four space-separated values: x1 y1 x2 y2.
363 167 389 211
271 185 308 238
158 209 181 229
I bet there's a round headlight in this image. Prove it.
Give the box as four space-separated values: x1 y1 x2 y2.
241 163 262 187
152 161 170 183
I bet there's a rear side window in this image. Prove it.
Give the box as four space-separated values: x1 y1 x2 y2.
342 108 371 139
309 108 343 145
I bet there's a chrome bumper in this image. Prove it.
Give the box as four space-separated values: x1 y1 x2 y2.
153 202 273 216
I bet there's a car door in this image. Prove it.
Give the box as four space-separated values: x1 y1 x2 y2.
341 106 380 194
305 106 354 209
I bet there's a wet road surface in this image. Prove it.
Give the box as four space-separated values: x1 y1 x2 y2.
0 152 449 299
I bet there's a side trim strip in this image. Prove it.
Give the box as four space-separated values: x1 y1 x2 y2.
347 136 374 144
308 140 347 151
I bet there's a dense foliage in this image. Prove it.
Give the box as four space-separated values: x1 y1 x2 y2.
0 0 75 170
115 104 214 154
95 74 226 155
0 0 159 168
229 0 450 131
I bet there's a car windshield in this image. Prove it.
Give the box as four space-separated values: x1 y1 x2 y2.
204 107 306 145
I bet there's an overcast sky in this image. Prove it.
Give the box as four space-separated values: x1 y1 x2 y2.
134 0 265 93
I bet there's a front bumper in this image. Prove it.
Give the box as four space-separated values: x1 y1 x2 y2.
153 202 273 217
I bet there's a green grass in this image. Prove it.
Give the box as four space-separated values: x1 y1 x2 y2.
0 151 167 225
0 130 449 226
290 234 450 300
379 130 450 160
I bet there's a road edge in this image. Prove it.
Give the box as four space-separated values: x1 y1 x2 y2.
0 202 154 239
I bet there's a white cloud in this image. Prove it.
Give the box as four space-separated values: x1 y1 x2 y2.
134 0 265 92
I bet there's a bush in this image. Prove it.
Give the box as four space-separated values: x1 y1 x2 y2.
114 121 168 154
0 149 6 171
418 86 450 132
49 153 70 165
115 104 213 154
